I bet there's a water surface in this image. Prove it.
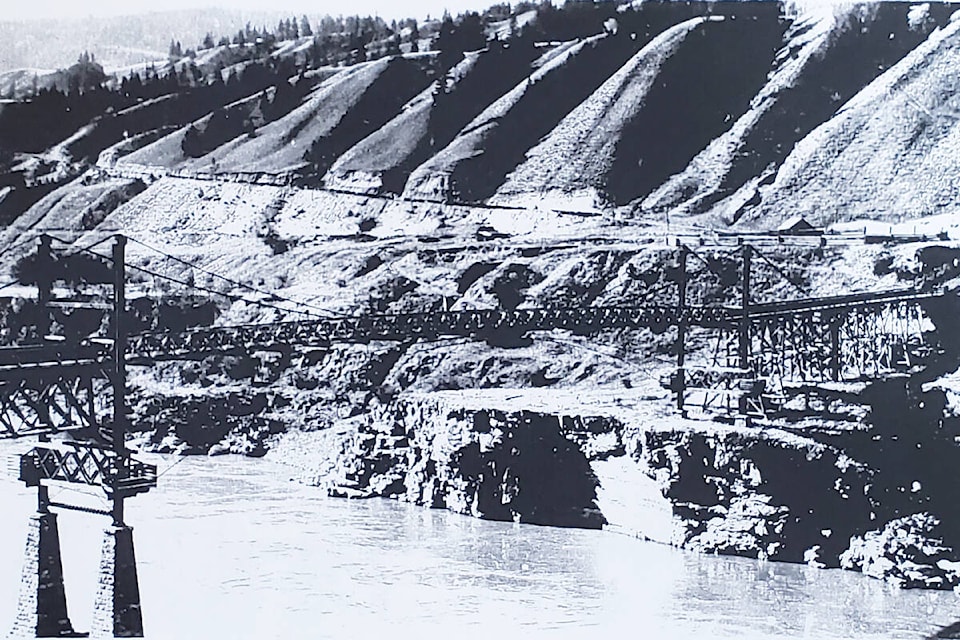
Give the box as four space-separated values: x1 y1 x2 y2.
0 450 956 639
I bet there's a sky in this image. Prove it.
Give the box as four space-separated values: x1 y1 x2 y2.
5 0 508 21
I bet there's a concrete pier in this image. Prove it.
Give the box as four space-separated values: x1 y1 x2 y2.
90 527 143 639
8 513 77 638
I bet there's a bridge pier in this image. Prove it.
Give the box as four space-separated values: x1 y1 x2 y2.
8 512 78 639
90 526 143 639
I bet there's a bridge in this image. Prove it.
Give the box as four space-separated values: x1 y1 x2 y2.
0 233 946 637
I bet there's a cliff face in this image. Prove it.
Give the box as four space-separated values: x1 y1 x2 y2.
632 424 872 564
300 379 960 590
326 399 609 528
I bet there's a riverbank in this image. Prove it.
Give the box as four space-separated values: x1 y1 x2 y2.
107 227 960 592
266 363 960 592
4 444 958 639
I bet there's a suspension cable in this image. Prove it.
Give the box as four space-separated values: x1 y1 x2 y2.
76 245 328 319
125 236 341 318
750 244 810 296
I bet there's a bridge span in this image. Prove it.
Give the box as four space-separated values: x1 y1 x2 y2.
0 232 950 637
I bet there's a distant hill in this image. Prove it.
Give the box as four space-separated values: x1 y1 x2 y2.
2 0 960 248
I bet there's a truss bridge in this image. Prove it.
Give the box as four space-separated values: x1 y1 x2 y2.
0 233 949 637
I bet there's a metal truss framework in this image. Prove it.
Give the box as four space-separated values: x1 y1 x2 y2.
680 294 937 419
1 236 946 444
0 348 111 439
1 234 149 528
19 444 156 498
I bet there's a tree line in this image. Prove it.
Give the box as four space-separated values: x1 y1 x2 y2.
0 1 699 158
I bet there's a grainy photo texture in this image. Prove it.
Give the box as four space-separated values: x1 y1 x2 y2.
1 0 960 638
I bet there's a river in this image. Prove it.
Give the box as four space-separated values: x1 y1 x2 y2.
1 450 958 639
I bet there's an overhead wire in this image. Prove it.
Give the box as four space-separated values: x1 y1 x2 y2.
750 244 810 297
125 236 342 319
537 333 664 384
46 232 118 256
74 243 330 320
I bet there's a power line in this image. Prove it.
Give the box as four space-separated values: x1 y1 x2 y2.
537 334 663 384
46 233 117 256
0 278 24 293
125 236 342 319
155 454 189 480
76 244 327 319
751 244 809 296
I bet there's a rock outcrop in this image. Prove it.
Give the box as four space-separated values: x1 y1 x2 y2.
326 399 608 528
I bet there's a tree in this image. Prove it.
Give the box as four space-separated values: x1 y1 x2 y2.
181 124 203 157
386 36 401 57
409 20 421 53
169 40 183 58
458 12 486 52
433 15 458 65
300 15 313 37
202 32 215 49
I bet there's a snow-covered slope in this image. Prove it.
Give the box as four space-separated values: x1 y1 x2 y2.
489 16 721 212
402 33 638 203
642 2 960 225
323 43 543 196
155 56 435 179
742 8 960 227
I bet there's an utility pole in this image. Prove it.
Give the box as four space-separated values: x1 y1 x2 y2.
739 244 752 420
36 235 53 514
739 244 752 371
111 234 127 527
676 245 688 416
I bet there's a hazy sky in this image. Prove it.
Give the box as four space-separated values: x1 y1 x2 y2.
7 0 506 21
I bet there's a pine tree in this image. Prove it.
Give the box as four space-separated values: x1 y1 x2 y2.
301 15 313 37
202 33 215 49
409 20 421 53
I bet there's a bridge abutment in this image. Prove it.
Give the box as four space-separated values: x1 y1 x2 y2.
90 526 143 639
8 512 77 639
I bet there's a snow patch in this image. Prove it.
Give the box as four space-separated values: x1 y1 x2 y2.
909 3 932 29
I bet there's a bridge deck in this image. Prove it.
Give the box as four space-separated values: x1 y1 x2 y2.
119 287 942 360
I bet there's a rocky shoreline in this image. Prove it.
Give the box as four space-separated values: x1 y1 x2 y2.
103 234 960 593
259 369 960 591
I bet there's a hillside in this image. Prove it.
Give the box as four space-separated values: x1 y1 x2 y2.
8 1 960 605
323 41 545 195
641 1 960 224
6 1 960 227
489 14 748 211
402 32 638 203
740 6 960 228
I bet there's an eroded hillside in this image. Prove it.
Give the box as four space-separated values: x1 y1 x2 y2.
5 0 960 596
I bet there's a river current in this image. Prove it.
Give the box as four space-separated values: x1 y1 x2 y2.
1 450 958 639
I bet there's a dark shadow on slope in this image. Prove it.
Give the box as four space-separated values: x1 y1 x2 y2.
716 2 960 211
303 57 435 180
330 41 543 195
446 33 638 202
607 2 786 206
445 1 765 203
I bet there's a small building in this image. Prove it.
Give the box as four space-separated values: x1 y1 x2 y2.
776 215 821 236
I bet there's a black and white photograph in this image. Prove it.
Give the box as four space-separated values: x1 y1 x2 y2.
2 0 960 637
